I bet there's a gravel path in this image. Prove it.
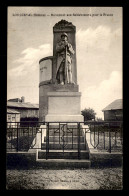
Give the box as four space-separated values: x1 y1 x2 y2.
6 167 122 190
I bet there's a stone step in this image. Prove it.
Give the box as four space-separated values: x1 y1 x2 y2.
41 143 86 150
38 150 89 159
36 159 91 169
48 129 84 136
48 125 80 128
44 136 85 143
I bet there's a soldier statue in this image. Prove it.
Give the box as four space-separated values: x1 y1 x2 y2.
56 32 75 85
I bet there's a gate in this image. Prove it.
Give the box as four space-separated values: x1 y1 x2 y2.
45 122 82 159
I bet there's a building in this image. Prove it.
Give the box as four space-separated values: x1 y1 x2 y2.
7 109 20 127
102 99 123 121
7 97 39 122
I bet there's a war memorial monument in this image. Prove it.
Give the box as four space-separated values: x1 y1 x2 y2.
39 20 84 122
31 20 90 166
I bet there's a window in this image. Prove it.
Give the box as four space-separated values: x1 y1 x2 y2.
8 114 11 121
8 117 11 121
12 117 15 122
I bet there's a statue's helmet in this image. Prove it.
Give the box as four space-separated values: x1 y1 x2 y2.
61 32 68 38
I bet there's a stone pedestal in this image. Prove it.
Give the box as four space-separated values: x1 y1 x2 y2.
45 115 83 122
39 82 81 122
45 91 83 122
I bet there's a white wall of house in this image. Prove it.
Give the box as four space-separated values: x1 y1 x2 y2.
7 113 20 127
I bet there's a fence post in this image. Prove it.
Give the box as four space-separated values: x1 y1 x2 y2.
17 122 18 152
78 122 80 159
120 122 123 142
94 121 95 148
120 122 123 152
62 124 65 158
41 127 42 150
46 122 49 160
109 123 111 153
104 131 105 149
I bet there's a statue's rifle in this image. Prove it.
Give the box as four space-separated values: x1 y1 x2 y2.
64 44 68 84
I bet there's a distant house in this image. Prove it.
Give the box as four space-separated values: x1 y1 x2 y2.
7 109 20 127
7 97 39 122
102 99 123 121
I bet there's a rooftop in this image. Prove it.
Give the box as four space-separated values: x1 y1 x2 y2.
7 109 20 114
102 99 123 111
7 101 39 109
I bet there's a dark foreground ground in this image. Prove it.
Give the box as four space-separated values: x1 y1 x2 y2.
6 167 122 190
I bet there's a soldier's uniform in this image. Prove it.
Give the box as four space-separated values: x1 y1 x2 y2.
56 33 74 84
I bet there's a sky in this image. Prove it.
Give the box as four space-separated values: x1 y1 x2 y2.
7 7 122 119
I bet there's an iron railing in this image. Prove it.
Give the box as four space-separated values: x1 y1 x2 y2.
6 121 123 158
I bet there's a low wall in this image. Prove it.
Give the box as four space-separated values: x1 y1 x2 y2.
89 149 123 168
7 152 36 169
7 151 123 169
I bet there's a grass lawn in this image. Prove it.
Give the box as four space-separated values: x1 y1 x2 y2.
88 124 122 152
90 131 122 152
7 127 38 151
7 136 35 151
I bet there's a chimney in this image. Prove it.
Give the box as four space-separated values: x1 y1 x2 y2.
21 96 25 103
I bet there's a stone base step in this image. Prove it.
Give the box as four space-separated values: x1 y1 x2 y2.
38 149 89 159
48 129 84 136
44 136 84 142
36 159 91 169
41 143 86 150
49 125 79 128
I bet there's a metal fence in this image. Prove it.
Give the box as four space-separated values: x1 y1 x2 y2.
6 121 123 158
